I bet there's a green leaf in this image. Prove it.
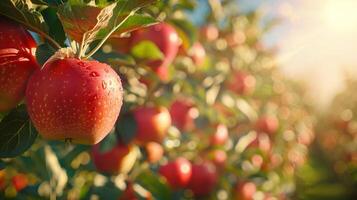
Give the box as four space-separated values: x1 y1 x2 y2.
97 13 157 39
36 43 56 66
0 105 38 158
131 41 164 60
136 171 172 200
170 18 197 48
115 114 137 144
42 7 66 45
58 2 157 43
0 0 49 37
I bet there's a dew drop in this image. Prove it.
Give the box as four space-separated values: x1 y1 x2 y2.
102 81 107 89
78 62 86 67
89 71 100 77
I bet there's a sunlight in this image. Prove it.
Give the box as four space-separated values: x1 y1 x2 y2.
322 0 357 32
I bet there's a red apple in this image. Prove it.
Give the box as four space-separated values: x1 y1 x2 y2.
145 142 164 163
235 181 256 200
228 71 256 95
11 173 28 192
210 124 229 146
26 58 123 144
92 142 137 174
0 17 38 111
208 149 227 169
188 162 218 197
133 106 171 145
169 100 194 131
118 182 137 200
200 24 219 41
131 23 180 79
255 116 279 135
159 157 192 189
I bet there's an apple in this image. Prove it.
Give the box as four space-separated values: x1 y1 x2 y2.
228 71 256 95
255 116 279 135
234 181 256 200
208 149 227 169
131 23 180 79
11 173 28 192
159 157 192 189
133 106 171 145
26 58 123 144
188 162 218 197
91 142 137 174
145 142 164 163
210 124 229 146
169 100 194 131
0 16 38 111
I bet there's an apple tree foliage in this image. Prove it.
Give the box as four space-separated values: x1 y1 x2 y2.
0 0 316 199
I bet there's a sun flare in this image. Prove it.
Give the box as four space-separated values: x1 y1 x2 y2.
322 0 357 32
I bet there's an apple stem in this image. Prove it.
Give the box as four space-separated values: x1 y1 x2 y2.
77 36 86 59
83 11 136 60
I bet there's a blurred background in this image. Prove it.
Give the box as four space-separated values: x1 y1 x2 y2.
1 0 357 199
229 0 357 110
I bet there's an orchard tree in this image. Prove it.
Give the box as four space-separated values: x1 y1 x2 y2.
0 0 315 200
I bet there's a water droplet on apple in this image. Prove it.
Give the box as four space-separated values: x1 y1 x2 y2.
102 81 107 89
89 71 100 77
78 62 86 67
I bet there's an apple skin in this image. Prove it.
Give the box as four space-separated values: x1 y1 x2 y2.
228 71 256 95
255 116 279 135
92 143 137 174
145 142 164 163
210 124 229 146
169 100 194 131
0 17 38 111
234 181 256 200
26 58 123 145
131 22 180 73
12 174 28 192
133 106 171 145
200 25 219 41
188 162 218 197
159 157 192 189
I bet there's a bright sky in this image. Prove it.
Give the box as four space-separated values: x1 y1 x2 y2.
244 0 357 110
